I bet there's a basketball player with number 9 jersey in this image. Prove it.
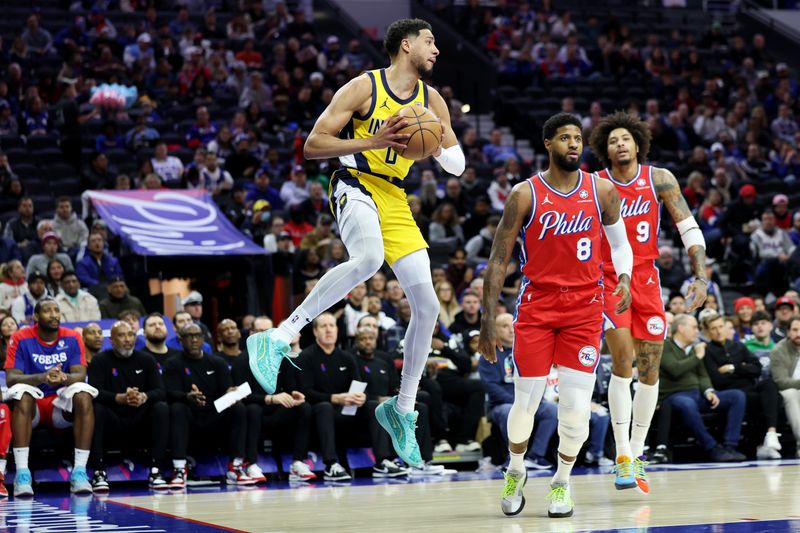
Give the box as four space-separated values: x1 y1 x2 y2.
589 112 708 497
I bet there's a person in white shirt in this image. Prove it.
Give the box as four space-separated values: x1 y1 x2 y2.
279 165 311 208
55 271 101 322
151 142 185 185
200 153 233 195
0 260 26 311
751 209 796 295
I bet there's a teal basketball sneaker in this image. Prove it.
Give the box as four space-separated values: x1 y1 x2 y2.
247 329 298 394
375 396 423 467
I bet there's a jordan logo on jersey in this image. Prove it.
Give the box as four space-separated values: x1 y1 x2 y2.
379 98 390 110
620 195 653 219
541 193 554 206
537 210 593 240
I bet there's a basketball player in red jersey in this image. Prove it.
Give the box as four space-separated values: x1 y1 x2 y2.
479 113 634 518
589 112 707 494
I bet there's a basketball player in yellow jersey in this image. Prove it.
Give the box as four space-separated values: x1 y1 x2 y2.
247 19 465 472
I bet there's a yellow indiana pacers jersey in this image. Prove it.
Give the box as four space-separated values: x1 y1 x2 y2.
338 68 429 180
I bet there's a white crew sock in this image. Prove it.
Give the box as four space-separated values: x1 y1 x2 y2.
608 374 633 458
630 381 659 458
13 447 29 471
508 450 525 473
74 448 90 469
552 455 576 484
173 459 187 470
0 458 6 475
275 308 312 344
233 457 243 467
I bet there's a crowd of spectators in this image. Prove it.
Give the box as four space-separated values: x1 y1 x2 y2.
2 0 800 493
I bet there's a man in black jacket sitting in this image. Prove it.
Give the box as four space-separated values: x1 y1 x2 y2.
88 321 169 492
164 323 253 488
296 313 405 481
232 341 317 483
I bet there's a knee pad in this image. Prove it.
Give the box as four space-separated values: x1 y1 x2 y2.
513 376 547 416
507 377 546 443
556 368 596 456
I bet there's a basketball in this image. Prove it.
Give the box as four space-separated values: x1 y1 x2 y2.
395 105 443 160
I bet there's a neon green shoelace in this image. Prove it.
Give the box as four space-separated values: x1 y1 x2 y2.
502 473 522 498
634 458 648 480
548 485 570 504
612 460 634 478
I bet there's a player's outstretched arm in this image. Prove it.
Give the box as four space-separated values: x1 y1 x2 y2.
653 167 708 310
427 88 465 175
597 178 633 314
304 74 410 160
478 182 531 362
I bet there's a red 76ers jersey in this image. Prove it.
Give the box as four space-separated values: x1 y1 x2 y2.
519 171 604 290
598 165 661 273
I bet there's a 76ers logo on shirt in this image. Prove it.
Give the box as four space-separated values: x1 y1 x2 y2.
578 346 598 367
647 316 665 336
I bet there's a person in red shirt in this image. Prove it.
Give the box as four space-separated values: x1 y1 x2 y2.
480 113 632 518
284 206 314 247
234 38 263 69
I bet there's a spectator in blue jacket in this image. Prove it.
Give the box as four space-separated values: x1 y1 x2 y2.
478 313 557 469
76 232 123 289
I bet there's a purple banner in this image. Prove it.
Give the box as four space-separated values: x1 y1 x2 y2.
87 190 265 256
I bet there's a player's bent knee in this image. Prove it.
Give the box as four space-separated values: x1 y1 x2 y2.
556 368 595 455
513 376 547 416
14 394 36 416
72 392 93 413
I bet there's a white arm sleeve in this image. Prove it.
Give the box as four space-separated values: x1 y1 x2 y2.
434 144 466 176
603 218 633 279
676 217 706 251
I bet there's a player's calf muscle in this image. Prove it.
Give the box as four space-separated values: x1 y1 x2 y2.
636 341 663 384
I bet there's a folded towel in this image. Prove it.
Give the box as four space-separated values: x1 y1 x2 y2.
6 383 45 401
53 382 99 413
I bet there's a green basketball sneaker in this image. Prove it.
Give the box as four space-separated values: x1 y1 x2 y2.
375 396 423 467
501 469 527 516
247 328 298 394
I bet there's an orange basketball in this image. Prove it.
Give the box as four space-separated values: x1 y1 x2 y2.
395 105 443 160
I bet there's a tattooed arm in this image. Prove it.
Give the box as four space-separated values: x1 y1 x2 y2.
597 178 632 313
653 167 708 311
477 182 531 363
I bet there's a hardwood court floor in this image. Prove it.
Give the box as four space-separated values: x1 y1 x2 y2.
108 463 800 533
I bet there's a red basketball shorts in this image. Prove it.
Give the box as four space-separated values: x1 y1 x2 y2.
513 284 603 377
603 263 667 341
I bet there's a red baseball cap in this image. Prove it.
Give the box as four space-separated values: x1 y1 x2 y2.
739 184 757 198
775 296 795 309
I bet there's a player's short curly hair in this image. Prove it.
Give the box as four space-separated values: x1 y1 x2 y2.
589 111 651 168
384 19 433 58
542 112 582 141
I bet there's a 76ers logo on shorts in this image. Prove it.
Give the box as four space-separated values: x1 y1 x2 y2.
646 316 665 336
578 346 598 367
